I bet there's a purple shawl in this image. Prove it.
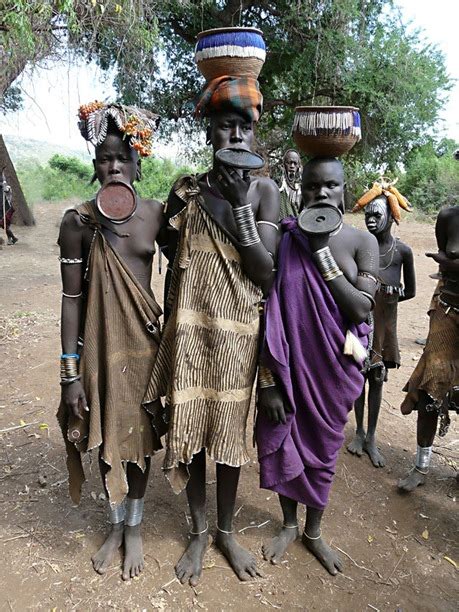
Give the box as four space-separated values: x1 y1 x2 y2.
256 217 370 509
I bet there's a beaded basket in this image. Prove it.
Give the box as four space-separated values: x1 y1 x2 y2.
292 106 361 157
195 27 266 80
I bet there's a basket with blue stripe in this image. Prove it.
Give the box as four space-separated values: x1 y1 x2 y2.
293 106 362 157
195 27 266 81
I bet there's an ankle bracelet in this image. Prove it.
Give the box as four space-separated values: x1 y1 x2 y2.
189 522 209 536
217 525 234 535
414 466 429 475
108 499 126 525
283 523 299 529
303 529 322 540
125 497 144 527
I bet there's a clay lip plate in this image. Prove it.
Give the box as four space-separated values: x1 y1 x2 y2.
96 180 137 223
298 204 343 235
215 148 265 170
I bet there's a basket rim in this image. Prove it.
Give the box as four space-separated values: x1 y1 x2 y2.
197 27 264 40
294 105 360 112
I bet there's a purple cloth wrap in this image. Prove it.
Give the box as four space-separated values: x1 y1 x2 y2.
256 217 370 510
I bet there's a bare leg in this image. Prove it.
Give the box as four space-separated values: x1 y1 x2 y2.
91 456 124 574
263 494 299 564
347 382 366 456
175 450 208 586
364 370 386 467
122 459 150 580
302 507 343 576
398 393 438 492
215 463 260 580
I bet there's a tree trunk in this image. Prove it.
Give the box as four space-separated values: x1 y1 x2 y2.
0 134 35 226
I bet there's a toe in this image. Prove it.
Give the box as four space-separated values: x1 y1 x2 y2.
190 573 201 587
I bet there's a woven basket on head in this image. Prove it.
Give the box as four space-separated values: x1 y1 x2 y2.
195 27 266 80
292 106 361 157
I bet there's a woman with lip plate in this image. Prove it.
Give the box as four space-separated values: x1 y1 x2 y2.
143 75 280 585
56 102 163 581
256 156 379 576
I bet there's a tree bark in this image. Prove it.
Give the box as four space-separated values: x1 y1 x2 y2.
0 134 35 226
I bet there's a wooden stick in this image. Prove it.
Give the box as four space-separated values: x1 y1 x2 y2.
0 421 39 434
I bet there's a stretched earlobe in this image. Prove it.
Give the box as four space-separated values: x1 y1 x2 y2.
136 161 142 181
90 171 98 185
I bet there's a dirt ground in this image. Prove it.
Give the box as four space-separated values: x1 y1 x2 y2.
0 201 457 611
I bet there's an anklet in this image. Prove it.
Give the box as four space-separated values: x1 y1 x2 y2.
189 522 208 536
217 525 234 535
125 497 144 527
303 529 322 540
283 523 299 529
414 466 429 475
108 499 126 524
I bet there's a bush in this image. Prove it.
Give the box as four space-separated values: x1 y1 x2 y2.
397 139 459 214
17 154 195 204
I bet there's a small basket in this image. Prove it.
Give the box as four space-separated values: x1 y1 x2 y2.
195 27 266 80
292 106 361 157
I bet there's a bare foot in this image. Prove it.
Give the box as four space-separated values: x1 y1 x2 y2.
91 523 124 574
398 467 426 492
262 525 299 564
122 524 144 580
216 531 261 581
364 436 386 467
302 532 343 576
175 532 209 587
347 431 365 457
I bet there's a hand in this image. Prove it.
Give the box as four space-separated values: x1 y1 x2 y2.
425 250 459 273
257 385 293 425
308 231 330 252
61 380 88 420
215 165 250 208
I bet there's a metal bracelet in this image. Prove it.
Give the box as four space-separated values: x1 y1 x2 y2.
59 375 81 386
415 445 432 471
233 203 261 247
256 220 279 230
108 499 126 524
313 246 343 282
125 497 144 527
358 271 379 285
258 365 276 389
360 290 376 309
59 256 83 264
62 292 83 298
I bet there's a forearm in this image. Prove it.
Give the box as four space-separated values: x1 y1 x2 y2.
326 276 373 323
239 243 274 286
313 247 374 324
233 202 274 286
61 298 82 354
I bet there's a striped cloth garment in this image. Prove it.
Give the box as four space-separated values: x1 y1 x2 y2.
143 175 262 493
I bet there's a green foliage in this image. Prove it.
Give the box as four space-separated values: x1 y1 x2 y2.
15 153 193 203
0 85 23 114
137 157 194 201
398 139 459 214
48 154 92 180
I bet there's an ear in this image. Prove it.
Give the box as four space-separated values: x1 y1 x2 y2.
136 159 142 182
206 125 212 146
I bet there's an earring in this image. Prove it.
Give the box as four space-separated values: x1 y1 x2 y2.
136 168 142 181
206 137 211 145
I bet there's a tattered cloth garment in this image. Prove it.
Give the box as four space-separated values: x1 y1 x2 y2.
143 176 262 493
57 201 162 506
279 182 302 220
255 217 370 510
401 295 458 436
